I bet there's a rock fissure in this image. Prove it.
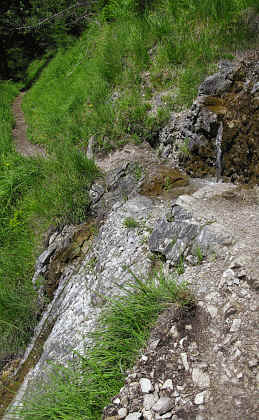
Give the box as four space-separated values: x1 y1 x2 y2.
159 53 259 184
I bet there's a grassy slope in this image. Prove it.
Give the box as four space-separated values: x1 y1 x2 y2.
1 0 258 416
0 82 99 358
0 82 38 356
23 0 258 154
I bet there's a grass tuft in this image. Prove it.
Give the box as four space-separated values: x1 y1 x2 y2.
16 271 193 420
123 217 140 228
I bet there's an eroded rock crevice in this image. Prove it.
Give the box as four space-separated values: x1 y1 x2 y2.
159 54 259 184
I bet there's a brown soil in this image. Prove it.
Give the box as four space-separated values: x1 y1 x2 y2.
12 93 46 158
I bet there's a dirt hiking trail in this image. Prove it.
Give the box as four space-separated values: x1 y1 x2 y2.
12 93 46 158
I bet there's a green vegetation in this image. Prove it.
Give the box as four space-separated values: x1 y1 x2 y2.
0 81 99 358
21 0 258 156
176 255 185 275
0 0 97 80
1 0 258 414
179 138 191 159
16 271 193 420
123 217 140 228
163 175 173 191
134 163 143 181
195 246 204 264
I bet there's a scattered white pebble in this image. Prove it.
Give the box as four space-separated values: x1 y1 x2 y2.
113 398 120 405
180 352 189 371
162 379 174 390
192 368 210 388
139 378 153 393
118 407 128 419
230 319 241 332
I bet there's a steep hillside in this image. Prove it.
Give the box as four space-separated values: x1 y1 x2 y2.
23 0 259 152
0 1 259 419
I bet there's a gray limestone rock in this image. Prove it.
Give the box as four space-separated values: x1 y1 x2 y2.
149 215 200 264
143 394 157 410
193 223 233 257
5 195 167 416
149 203 234 264
158 57 259 184
90 162 144 219
152 397 174 415
192 368 210 388
198 71 234 96
140 378 154 393
125 413 142 420
118 407 128 419
251 81 259 95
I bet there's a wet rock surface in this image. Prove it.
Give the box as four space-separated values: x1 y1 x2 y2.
159 53 259 184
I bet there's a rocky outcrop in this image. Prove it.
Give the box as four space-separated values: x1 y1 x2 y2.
4 61 259 420
159 54 259 184
149 203 233 265
103 183 259 420
103 255 259 420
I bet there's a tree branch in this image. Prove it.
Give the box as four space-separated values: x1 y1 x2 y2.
11 1 95 32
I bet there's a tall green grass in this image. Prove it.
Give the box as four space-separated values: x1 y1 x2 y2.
16 272 193 420
1 0 258 406
0 82 37 358
0 82 99 359
23 0 258 154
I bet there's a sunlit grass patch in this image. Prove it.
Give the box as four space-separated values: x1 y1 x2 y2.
0 82 99 357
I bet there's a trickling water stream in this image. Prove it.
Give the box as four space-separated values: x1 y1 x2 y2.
215 121 223 182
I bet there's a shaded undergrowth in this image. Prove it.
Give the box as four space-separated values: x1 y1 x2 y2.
16 272 193 420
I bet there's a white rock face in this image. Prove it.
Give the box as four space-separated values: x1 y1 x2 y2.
161 379 173 390
180 352 189 371
5 195 166 416
194 390 210 405
5 157 259 420
230 318 241 332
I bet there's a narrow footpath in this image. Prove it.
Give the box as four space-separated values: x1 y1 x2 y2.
12 93 46 157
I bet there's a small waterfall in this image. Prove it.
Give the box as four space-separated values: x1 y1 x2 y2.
216 121 223 182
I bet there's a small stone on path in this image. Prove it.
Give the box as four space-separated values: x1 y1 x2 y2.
140 378 153 393
152 397 174 415
125 412 142 420
192 368 210 388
